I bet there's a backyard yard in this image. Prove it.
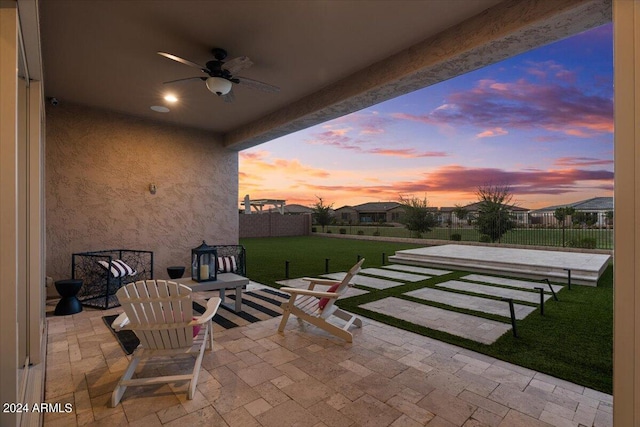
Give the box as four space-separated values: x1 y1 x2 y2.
241 235 613 394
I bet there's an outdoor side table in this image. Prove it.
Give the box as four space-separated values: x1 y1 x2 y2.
54 279 83 315
167 266 186 279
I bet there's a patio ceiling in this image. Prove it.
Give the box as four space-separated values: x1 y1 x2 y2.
38 0 609 150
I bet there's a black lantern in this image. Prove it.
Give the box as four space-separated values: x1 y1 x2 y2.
191 241 217 282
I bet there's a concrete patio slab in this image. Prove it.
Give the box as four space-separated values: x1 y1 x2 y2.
436 280 552 304
359 297 512 344
383 264 452 276
276 278 369 298
360 267 430 282
462 274 564 293
389 244 611 286
405 287 536 319
321 272 405 290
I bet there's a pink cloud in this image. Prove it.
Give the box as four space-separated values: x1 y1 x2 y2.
394 78 613 138
367 148 448 158
554 157 614 167
476 127 508 138
277 165 613 208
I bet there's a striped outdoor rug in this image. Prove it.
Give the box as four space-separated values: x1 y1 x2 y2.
103 288 288 355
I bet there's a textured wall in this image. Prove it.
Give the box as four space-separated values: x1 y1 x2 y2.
45 104 238 281
239 213 311 238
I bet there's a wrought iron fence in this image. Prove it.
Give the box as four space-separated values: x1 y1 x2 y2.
323 211 613 250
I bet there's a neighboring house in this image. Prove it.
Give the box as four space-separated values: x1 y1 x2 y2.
443 202 530 226
530 197 614 227
335 202 405 224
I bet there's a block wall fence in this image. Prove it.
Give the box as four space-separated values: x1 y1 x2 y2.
239 213 312 238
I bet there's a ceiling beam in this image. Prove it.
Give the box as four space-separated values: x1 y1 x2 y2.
224 0 611 151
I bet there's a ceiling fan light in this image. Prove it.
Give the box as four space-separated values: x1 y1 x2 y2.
205 77 232 96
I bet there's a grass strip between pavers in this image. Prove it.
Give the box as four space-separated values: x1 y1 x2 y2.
241 236 613 394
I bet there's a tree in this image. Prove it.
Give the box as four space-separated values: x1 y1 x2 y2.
398 195 438 238
452 204 468 225
554 206 575 246
453 204 468 220
475 184 516 243
312 197 333 232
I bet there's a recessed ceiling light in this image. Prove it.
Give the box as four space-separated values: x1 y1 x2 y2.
150 105 170 113
164 94 178 103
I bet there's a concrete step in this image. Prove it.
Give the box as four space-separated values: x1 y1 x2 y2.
389 244 610 286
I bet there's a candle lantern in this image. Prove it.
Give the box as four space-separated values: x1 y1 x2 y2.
191 241 217 282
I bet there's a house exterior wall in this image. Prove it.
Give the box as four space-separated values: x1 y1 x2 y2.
335 207 358 224
387 206 405 223
45 104 239 281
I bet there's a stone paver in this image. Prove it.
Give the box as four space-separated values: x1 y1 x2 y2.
383 264 452 276
437 280 551 304
360 267 430 282
322 272 404 290
359 297 512 344
276 278 369 298
405 288 536 319
462 274 563 293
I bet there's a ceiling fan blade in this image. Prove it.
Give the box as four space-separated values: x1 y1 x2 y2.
163 76 206 84
236 76 280 93
221 88 235 103
222 56 253 74
158 52 208 72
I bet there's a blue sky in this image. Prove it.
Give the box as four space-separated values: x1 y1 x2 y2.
239 23 613 210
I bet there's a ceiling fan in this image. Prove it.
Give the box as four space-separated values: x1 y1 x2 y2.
158 47 280 102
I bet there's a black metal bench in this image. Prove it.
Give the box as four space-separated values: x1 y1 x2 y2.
72 249 154 309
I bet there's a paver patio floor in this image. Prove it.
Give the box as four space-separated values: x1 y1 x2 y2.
43 287 613 427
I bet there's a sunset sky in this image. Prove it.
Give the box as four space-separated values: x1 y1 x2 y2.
239 23 613 210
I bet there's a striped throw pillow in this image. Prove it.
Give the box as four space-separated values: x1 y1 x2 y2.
98 259 137 278
217 256 237 273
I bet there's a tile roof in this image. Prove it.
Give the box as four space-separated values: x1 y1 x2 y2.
534 197 613 212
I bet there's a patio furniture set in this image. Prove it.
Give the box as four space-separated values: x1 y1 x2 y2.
55 245 366 407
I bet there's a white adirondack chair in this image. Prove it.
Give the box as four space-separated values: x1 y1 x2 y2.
110 280 220 407
277 258 365 342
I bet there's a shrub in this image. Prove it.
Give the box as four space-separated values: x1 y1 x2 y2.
373 231 381 236
357 230 365 235
479 234 492 243
339 228 347 234
567 237 597 249
451 233 462 241
326 230 332 234
311 227 317 233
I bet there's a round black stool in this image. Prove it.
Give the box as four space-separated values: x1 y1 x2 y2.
54 279 83 315
167 266 186 279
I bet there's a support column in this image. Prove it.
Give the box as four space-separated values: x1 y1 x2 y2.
613 0 640 425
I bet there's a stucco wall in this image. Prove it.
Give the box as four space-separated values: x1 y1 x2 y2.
45 104 239 281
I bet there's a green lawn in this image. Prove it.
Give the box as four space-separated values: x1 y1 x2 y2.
241 235 613 394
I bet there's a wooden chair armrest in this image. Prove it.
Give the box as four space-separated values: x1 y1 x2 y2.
191 297 221 324
111 312 130 331
302 277 339 286
280 287 340 299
